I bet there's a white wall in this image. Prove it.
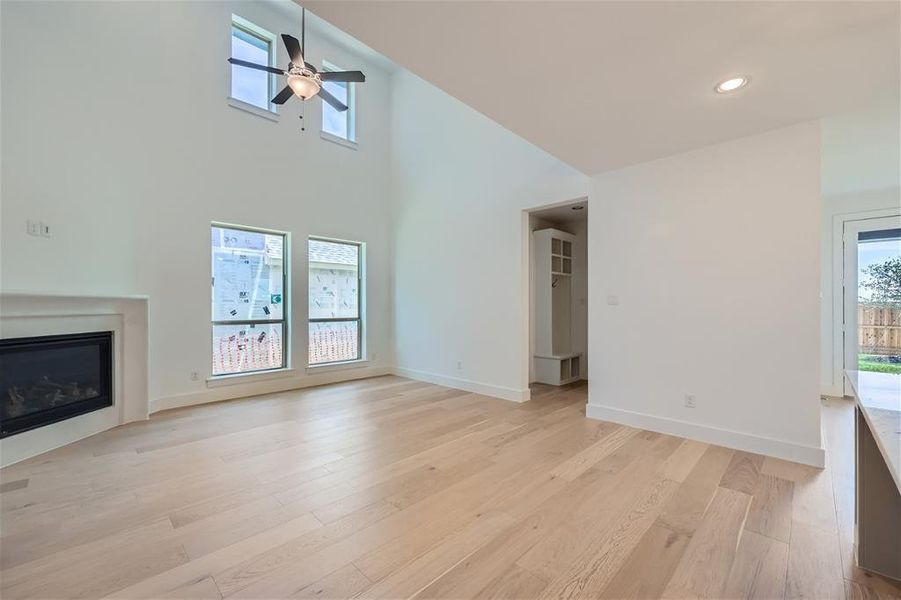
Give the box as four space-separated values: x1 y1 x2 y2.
1 0 395 410
819 105 901 396
587 122 824 466
390 70 588 401
821 104 901 198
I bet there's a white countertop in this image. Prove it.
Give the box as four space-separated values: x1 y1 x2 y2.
846 370 901 494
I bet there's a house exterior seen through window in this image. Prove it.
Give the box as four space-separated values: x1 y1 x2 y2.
211 224 288 376
308 238 362 365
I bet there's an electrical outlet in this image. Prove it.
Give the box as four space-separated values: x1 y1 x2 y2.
606 295 619 306
190 371 199 381
456 361 462 371
684 394 696 408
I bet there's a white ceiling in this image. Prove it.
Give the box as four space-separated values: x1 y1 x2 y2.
531 200 588 226
300 1 900 175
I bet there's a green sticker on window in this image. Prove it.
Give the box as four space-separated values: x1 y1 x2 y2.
270 294 282 304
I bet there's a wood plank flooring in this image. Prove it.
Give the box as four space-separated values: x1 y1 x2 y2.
0 376 899 599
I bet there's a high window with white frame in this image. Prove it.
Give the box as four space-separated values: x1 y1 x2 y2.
308 238 363 365
211 224 288 376
230 15 276 112
321 61 356 143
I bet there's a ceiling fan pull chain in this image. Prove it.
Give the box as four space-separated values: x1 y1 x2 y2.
299 100 306 131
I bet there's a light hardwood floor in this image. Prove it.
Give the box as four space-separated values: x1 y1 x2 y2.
1 376 899 599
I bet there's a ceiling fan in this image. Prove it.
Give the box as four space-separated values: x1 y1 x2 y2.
228 10 365 112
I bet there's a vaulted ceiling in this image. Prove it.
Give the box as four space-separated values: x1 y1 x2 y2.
301 1 900 175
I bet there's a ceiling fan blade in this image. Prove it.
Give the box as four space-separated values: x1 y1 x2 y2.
228 58 285 76
281 34 304 65
319 71 366 83
318 88 348 112
271 86 294 105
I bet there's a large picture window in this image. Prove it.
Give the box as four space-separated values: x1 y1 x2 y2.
211 224 288 376
308 238 362 365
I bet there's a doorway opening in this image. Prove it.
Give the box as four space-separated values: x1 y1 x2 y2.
843 216 901 393
526 199 588 393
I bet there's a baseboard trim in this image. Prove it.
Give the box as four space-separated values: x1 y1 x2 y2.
151 365 529 412
585 403 825 468
151 366 392 413
392 367 530 403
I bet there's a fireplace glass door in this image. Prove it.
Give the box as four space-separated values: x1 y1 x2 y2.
0 331 113 438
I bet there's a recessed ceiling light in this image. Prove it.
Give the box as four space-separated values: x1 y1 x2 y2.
715 76 749 94
571 205 584 211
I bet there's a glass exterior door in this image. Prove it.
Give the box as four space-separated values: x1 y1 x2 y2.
843 216 901 393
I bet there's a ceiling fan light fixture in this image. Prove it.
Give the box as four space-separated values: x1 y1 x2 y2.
714 76 749 94
287 74 321 99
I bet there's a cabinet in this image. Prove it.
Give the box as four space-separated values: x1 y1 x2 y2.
532 228 581 385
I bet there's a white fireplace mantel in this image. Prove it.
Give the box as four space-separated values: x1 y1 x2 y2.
0 290 149 467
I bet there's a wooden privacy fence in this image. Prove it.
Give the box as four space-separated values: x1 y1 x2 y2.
859 303 901 355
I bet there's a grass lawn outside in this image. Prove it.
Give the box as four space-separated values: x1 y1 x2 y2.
858 354 901 375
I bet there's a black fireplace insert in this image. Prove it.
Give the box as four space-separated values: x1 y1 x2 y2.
0 331 113 438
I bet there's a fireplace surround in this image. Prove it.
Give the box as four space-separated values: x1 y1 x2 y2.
0 292 149 466
1 331 114 438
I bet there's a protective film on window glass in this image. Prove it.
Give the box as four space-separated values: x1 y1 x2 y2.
212 323 284 375
212 226 284 321
308 239 358 319
309 321 359 364
231 26 270 109
322 80 349 139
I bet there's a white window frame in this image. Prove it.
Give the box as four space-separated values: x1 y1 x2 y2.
210 222 291 379
307 236 365 367
319 60 357 148
228 15 279 118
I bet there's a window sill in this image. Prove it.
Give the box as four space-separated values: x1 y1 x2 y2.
306 359 369 374
228 97 280 122
206 367 295 388
320 130 358 150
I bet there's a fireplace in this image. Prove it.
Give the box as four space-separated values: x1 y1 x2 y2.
1 331 113 438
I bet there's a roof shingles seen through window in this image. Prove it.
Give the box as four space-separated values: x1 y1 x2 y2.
309 239 358 266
